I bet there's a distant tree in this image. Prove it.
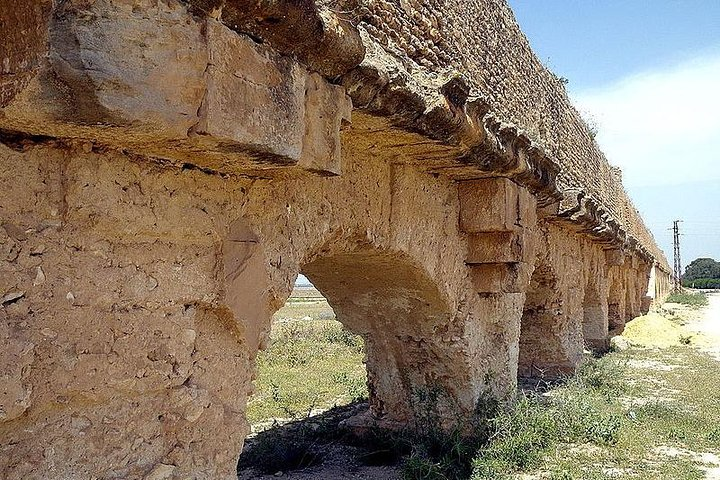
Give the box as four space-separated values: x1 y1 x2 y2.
683 258 720 283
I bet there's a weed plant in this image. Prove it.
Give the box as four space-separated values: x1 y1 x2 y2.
667 290 708 307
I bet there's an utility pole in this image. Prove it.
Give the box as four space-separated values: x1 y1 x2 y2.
672 220 682 292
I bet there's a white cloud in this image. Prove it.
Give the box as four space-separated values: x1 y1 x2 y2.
572 51 720 188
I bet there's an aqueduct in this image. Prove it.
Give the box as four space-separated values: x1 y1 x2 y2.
1 0 671 478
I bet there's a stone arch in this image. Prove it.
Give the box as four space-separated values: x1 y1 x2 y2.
222 221 476 432
518 263 576 380
582 282 608 351
300 245 465 428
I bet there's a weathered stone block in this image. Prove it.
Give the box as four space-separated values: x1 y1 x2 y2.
466 230 533 264
195 22 305 162
192 21 352 173
298 72 352 174
1 2 351 176
469 262 531 293
605 248 625 266
459 178 536 233
0 0 53 108
2 0 208 137
459 178 516 233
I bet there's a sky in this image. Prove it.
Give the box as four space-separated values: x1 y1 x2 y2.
508 0 720 270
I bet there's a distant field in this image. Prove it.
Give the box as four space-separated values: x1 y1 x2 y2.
248 293 367 430
288 286 325 299
271 286 335 321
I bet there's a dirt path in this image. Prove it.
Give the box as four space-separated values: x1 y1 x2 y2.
688 292 720 361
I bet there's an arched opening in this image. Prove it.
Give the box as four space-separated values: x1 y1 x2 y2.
518 264 574 382
607 276 624 336
302 249 460 428
245 277 367 432
582 283 608 352
238 245 468 476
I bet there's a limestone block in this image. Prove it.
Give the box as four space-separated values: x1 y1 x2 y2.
0 0 53 107
195 21 305 162
2 0 208 139
196 22 352 172
610 335 632 351
1 1 352 176
466 230 533 264
222 218 274 355
298 72 352 175
469 262 531 293
459 178 516 233
605 248 625 266
459 178 536 233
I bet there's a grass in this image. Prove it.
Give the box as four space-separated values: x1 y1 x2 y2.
244 294 719 480
247 299 367 427
397 304 720 480
465 346 720 480
666 290 709 307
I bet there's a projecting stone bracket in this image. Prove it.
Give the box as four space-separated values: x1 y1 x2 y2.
605 248 626 266
0 0 352 176
468 262 533 294
459 177 537 293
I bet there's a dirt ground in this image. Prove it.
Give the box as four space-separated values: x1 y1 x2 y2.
686 292 720 360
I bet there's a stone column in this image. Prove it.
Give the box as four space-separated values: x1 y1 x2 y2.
459 178 537 390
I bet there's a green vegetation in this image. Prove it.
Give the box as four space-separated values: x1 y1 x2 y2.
245 294 719 480
468 346 720 480
683 278 720 289
247 308 367 426
667 290 708 307
682 257 720 289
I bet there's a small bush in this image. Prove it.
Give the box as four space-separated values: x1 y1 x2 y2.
471 357 625 479
633 400 680 421
666 291 708 307
708 427 720 445
572 356 627 400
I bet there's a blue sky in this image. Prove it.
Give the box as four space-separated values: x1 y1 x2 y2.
508 0 720 269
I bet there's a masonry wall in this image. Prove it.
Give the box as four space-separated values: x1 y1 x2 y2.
338 0 668 268
0 0 671 478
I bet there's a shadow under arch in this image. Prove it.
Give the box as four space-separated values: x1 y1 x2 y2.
518 263 579 382
300 244 466 430
582 281 609 352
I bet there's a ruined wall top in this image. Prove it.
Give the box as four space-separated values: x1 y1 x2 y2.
0 0 669 270
333 0 668 269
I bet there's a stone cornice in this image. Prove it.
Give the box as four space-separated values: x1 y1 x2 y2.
183 0 365 78
552 189 655 265
341 63 564 207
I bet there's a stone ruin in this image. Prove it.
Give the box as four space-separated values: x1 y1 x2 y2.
0 0 671 478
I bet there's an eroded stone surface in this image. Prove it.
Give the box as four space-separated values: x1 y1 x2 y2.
0 0 671 478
